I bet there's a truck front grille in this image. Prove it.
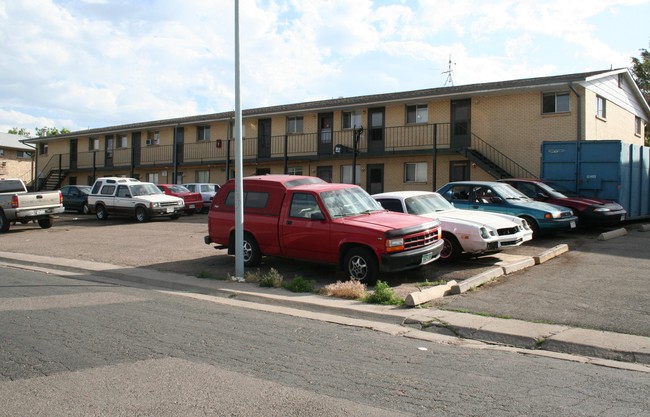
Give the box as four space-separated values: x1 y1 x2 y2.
160 201 179 207
404 228 439 250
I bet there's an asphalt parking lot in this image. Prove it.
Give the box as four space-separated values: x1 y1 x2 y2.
1 211 649 339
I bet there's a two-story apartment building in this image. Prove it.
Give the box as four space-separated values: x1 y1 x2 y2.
23 69 650 194
0 132 34 184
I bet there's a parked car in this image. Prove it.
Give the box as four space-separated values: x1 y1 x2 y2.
156 184 204 215
499 178 627 226
181 183 220 211
437 181 578 237
372 191 533 261
59 185 92 214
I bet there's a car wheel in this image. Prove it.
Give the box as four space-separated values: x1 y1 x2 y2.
81 203 90 215
135 206 149 223
440 232 462 261
38 218 53 229
521 216 540 238
0 212 10 233
344 247 378 285
96 204 108 220
243 234 262 267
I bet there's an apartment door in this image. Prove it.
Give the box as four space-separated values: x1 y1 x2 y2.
69 139 78 170
451 99 471 149
316 166 332 183
366 164 384 195
318 113 333 156
104 135 114 168
131 132 141 168
450 160 470 181
258 118 271 159
174 126 184 164
368 107 385 154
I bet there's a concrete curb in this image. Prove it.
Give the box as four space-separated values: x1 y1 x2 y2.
639 224 650 232
533 244 569 264
597 227 628 241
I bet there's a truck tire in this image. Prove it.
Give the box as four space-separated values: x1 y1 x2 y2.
135 206 149 223
243 234 262 267
96 204 108 221
38 218 53 229
344 247 378 284
440 232 462 261
0 212 10 233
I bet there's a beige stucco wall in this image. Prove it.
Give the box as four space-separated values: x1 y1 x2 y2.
583 89 646 146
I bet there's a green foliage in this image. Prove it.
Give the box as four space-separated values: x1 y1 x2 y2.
258 268 283 288
8 127 30 137
363 280 404 305
282 275 316 293
35 126 70 137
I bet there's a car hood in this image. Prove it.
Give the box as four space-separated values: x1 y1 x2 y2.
546 196 622 210
418 208 519 228
337 211 439 233
136 194 183 204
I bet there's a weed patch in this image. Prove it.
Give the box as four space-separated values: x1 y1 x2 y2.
415 279 447 288
282 275 316 293
321 280 366 299
363 281 404 305
258 268 283 288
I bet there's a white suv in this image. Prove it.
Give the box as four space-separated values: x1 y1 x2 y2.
88 177 184 222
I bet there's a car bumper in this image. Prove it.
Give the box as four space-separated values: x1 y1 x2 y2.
148 207 183 217
539 216 579 232
380 239 444 273
579 210 627 226
15 206 65 220
462 229 533 254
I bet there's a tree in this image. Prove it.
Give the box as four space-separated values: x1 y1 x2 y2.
35 126 70 137
630 47 650 145
8 127 31 137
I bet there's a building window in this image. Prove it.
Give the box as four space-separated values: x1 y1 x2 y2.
341 165 361 185
0 149 4 157
39 143 48 155
287 116 304 134
197 125 210 141
542 92 570 114
405 162 427 183
406 104 428 124
16 150 32 158
618 73 624 88
635 117 643 136
147 172 159 183
147 131 160 146
196 170 210 183
596 95 606 119
117 134 128 148
89 137 99 151
288 166 303 175
342 111 362 129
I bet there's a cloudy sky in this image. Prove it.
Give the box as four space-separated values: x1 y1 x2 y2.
1 0 648 136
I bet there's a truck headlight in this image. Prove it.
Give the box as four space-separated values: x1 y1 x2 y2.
386 237 404 252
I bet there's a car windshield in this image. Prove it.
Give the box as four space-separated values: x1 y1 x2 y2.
405 193 453 215
168 185 190 193
129 183 163 196
492 183 531 201
539 181 579 198
320 187 384 219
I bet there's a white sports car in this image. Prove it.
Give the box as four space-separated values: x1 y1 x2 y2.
372 191 533 261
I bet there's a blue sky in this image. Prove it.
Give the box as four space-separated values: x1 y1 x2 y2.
1 0 648 136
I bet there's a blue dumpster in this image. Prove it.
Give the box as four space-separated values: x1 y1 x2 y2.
541 140 650 220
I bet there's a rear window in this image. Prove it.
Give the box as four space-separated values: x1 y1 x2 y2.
0 180 25 193
224 191 269 209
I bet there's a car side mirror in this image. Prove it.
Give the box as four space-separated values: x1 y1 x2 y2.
311 212 325 221
490 196 503 204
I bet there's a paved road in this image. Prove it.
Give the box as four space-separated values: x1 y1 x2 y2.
1 212 649 340
2 266 650 416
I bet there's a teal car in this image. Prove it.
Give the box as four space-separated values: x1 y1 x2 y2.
437 181 578 237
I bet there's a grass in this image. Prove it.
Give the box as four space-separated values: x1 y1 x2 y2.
363 280 404 305
282 275 316 293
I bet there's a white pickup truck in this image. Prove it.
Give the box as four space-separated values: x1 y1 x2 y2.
0 178 64 233
87 177 184 222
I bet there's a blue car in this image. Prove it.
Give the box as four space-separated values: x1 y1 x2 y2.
437 181 578 237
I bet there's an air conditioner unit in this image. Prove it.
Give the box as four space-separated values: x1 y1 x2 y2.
145 139 153 145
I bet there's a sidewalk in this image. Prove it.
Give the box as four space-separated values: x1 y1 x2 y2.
2 247 649 369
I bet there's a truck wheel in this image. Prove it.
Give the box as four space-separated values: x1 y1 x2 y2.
344 247 378 284
96 204 108 220
170 213 180 220
38 218 53 229
0 212 10 233
135 206 149 223
440 232 462 261
520 216 539 238
243 234 262 267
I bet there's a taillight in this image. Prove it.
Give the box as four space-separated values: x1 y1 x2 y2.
11 195 19 208
59 191 63 204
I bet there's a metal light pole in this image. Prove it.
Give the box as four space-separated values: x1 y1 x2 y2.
233 0 244 280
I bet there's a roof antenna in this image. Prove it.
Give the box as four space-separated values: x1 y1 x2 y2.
442 55 456 87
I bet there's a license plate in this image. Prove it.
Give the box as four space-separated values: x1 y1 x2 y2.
35 209 45 215
570 221 576 228
189 204 195 209
421 252 433 263
166 207 174 213
621 215 625 221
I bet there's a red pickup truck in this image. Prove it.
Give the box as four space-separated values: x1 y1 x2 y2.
204 175 444 283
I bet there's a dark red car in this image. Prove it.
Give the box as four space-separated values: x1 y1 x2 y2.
500 178 626 226
157 184 204 215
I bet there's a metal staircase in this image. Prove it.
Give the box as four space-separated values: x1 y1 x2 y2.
462 134 537 179
37 169 68 191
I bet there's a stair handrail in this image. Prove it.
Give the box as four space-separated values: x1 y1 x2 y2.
469 134 537 178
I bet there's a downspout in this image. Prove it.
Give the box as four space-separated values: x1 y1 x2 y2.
568 82 582 193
